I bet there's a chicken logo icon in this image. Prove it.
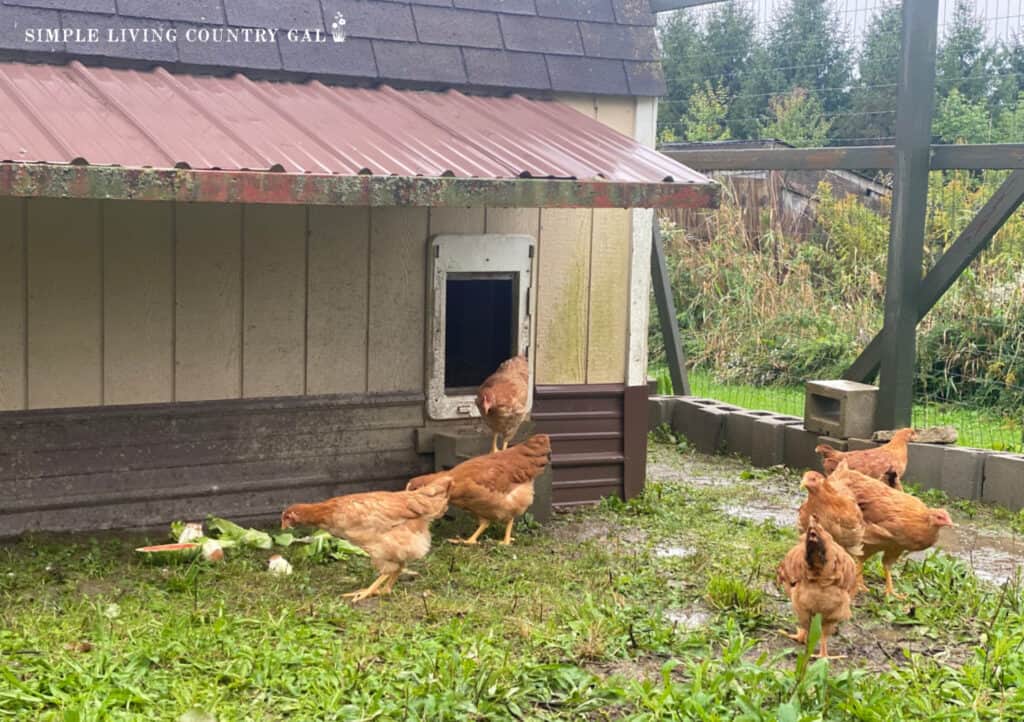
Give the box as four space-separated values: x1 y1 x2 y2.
331 12 347 43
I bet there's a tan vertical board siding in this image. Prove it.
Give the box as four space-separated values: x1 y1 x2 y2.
102 201 174 405
535 209 592 384
0 199 25 411
27 199 102 409
175 204 243 402
587 98 636 384
484 208 541 237
368 207 429 393
428 207 486 236
307 206 370 395
242 205 307 398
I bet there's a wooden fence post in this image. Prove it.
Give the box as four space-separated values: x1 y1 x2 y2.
650 220 691 396
875 0 939 429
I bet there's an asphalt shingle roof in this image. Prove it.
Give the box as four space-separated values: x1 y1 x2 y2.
0 0 664 96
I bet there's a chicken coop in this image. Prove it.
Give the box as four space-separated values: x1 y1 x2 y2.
0 0 717 536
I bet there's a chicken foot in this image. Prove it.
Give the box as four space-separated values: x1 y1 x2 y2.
448 519 490 545
778 628 844 659
499 519 515 545
342 571 398 603
883 563 907 600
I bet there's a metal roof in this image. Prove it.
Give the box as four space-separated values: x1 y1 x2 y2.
0 61 717 209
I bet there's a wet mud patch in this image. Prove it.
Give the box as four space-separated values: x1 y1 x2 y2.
549 517 647 546
720 504 798 529
930 526 1024 586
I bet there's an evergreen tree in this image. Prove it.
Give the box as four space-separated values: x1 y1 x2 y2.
764 0 853 117
839 3 901 144
936 0 994 105
657 12 702 141
933 88 993 143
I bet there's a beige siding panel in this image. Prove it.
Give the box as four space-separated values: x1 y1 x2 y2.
307 206 369 395
27 199 102 409
368 208 429 393
586 209 630 383
595 96 636 135
484 208 540 237
556 93 598 119
428 207 485 235
103 201 174 405
175 204 243 402
0 199 25 411
242 205 307 398
536 209 591 385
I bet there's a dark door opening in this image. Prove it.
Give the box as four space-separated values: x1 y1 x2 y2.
445 272 517 392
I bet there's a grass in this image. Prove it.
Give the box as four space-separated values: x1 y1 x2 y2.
654 367 1023 453
3 443 1024 720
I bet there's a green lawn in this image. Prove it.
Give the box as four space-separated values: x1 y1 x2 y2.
654 368 1023 453
3 444 1024 720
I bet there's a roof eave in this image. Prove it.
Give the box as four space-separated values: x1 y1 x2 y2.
0 163 720 210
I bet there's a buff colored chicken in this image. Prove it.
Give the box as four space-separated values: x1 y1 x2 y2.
476 355 530 453
797 471 864 559
815 428 915 489
280 476 453 602
777 515 859 659
831 461 954 597
407 434 550 546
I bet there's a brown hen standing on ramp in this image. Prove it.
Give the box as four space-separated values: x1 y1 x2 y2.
408 434 551 546
476 355 530 453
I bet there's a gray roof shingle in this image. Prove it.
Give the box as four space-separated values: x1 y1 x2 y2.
0 0 663 96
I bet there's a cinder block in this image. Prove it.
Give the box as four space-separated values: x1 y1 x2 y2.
750 416 793 467
670 397 701 438
647 377 659 395
433 432 493 471
847 438 880 451
804 379 878 439
903 442 946 488
724 410 777 458
817 436 849 452
982 454 1024 510
784 424 825 472
940 446 987 500
648 395 678 431
685 404 730 455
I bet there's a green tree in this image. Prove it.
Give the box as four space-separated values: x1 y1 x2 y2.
995 92 1024 143
657 12 702 141
760 88 831 147
936 0 994 105
839 3 901 143
764 0 852 116
682 82 732 142
933 88 993 143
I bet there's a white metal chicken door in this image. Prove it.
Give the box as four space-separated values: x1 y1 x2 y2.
426 234 535 421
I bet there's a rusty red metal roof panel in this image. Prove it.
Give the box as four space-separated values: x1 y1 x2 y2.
0 60 707 187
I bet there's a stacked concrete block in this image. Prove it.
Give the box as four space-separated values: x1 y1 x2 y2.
750 414 803 467
804 380 878 439
648 395 679 431
816 436 849 452
903 442 946 489
724 410 777 458
672 397 729 455
939 446 986 500
982 454 1024 510
784 424 824 472
847 438 880 451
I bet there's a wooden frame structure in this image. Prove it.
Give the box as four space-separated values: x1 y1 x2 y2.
656 0 1024 428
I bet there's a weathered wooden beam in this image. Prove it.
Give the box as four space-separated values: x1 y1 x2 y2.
650 221 691 395
930 144 1024 170
660 146 896 171
875 0 939 429
0 162 722 210
845 170 1024 382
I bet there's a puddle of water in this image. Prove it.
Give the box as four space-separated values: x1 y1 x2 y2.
935 527 1023 586
654 545 695 559
647 462 733 488
665 608 712 630
721 504 797 528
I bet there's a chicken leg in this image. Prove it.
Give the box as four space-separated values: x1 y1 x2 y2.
814 634 844 660
781 628 807 643
883 563 907 600
499 519 515 545
342 572 393 603
449 519 490 545
380 571 401 595
490 434 500 454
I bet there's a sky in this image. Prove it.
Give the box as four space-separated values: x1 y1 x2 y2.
676 0 1022 46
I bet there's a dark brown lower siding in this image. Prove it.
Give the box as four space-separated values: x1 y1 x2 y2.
0 392 432 538
532 384 647 506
